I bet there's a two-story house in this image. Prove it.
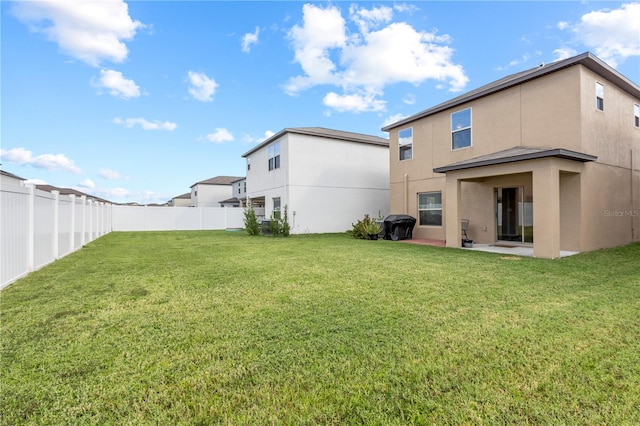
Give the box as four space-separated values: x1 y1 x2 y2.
242 127 390 234
189 176 244 207
382 52 639 259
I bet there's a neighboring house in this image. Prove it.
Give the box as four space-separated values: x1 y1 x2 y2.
168 192 191 207
241 127 390 234
382 52 640 259
35 184 112 204
1 170 27 186
189 176 244 207
221 177 247 208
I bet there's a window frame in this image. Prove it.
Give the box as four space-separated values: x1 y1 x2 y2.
634 103 639 128
272 197 281 219
418 191 443 227
398 127 413 161
268 142 280 171
451 108 472 150
596 82 604 111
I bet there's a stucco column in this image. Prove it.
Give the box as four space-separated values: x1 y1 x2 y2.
445 176 462 248
533 162 561 259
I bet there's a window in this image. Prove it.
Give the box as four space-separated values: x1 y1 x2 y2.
243 181 246 193
418 192 442 226
635 104 639 128
268 142 280 171
596 82 604 111
451 108 472 149
398 128 413 161
272 197 281 219
247 158 251 171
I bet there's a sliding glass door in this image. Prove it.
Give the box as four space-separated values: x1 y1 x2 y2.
495 186 533 243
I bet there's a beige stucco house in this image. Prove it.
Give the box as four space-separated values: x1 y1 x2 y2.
382 52 640 259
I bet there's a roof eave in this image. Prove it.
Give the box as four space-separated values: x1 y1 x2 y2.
382 52 640 132
433 149 597 173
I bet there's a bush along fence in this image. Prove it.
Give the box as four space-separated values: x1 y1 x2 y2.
1 183 112 289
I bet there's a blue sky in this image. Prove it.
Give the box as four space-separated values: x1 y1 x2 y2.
2 1 639 204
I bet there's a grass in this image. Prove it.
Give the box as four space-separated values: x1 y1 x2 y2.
1 231 639 425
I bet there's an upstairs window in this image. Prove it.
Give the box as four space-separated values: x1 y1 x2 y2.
247 158 251 171
452 108 472 150
596 82 604 111
635 104 639 128
398 128 413 161
268 142 280 171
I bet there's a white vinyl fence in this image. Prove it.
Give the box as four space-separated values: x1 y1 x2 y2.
1 184 247 289
1 183 112 289
111 205 245 231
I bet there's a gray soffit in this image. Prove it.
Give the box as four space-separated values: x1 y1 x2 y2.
432 146 598 173
241 127 389 158
382 52 640 132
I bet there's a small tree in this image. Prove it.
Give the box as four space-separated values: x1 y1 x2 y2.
243 204 260 235
282 205 291 237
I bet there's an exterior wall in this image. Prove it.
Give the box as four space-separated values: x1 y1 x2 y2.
170 197 191 207
245 132 389 233
287 134 389 233
232 179 247 204
578 66 640 248
190 184 233 207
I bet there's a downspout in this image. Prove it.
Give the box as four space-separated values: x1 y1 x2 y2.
632 149 636 240
404 173 409 215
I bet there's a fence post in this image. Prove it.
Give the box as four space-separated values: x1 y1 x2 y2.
81 195 87 246
69 194 76 252
52 190 59 259
27 184 35 272
88 199 94 242
224 206 228 229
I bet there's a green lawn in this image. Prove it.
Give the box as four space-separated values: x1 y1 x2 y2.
2 231 639 425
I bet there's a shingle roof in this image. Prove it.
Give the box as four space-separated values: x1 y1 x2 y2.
35 184 112 203
241 127 389 157
383 52 640 132
1 170 27 181
432 146 597 173
173 192 191 199
190 176 245 188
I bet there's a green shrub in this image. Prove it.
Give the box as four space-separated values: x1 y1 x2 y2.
243 205 261 236
350 214 381 240
268 205 291 237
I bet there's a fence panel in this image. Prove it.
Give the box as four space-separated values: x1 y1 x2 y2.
111 206 245 231
1 183 31 286
1 185 113 289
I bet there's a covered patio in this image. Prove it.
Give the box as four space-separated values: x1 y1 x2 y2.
433 147 597 259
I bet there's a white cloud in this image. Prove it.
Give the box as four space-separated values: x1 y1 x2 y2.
93 69 140 99
203 128 234 143
243 130 276 144
382 113 409 128
562 3 640 67
285 4 468 113
285 4 347 94
323 91 386 113
557 21 569 30
25 178 48 185
99 168 123 180
553 48 577 62
78 179 95 189
12 0 144 67
242 27 260 53
0 147 81 173
113 117 177 131
402 94 416 105
187 71 218 102
349 4 393 34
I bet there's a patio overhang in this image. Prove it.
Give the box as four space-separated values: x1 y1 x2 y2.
433 146 597 174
